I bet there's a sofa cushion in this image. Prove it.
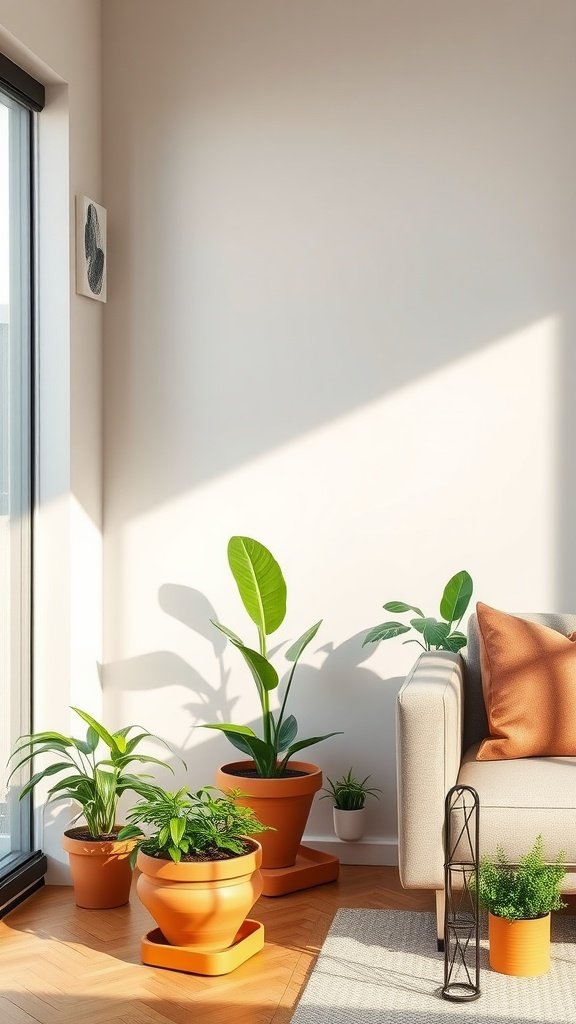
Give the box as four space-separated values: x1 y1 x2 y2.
457 743 576 866
476 602 576 760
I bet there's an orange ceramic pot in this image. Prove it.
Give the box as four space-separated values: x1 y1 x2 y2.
489 911 551 977
215 761 322 869
136 840 263 951
62 826 136 909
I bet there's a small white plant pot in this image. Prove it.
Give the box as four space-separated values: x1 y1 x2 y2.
333 807 366 842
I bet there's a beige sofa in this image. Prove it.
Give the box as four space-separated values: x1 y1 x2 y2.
396 611 576 948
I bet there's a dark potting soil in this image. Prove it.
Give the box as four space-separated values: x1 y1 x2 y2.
70 830 121 842
149 844 251 863
229 768 308 779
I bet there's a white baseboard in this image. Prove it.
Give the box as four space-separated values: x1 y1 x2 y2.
303 834 398 866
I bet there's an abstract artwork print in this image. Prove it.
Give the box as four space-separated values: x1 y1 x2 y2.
76 195 107 302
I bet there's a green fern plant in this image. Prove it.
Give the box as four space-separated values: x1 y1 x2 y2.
119 784 272 866
476 835 566 921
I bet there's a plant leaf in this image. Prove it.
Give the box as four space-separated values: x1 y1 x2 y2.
203 724 274 776
439 570 473 624
212 626 279 693
410 617 450 647
47 774 94 798
6 743 75 781
117 824 143 841
224 732 257 757
283 732 342 759
443 631 468 652
210 621 244 646
170 817 186 845
86 726 100 753
383 601 424 617
70 709 118 754
277 715 298 751
285 621 322 663
227 536 287 636
19 762 75 800
362 622 411 646
111 732 127 754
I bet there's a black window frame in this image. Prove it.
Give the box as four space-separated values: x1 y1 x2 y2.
0 50 46 916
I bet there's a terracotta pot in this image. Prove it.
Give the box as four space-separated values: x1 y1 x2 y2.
215 760 322 869
136 840 262 950
488 911 551 976
333 807 366 842
62 826 136 909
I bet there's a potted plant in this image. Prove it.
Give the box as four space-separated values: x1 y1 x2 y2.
119 784 270 951
363 570 473 652
7 708 175 909
476 835 566 976
321 769 380 842
204 536 341 870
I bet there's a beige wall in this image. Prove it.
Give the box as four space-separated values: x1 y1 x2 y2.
0 0 103 878
102 0 576 858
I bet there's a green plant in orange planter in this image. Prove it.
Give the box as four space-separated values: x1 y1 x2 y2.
204 536 340 777
119 784 270 950
7 708 175 908
205 536 341 878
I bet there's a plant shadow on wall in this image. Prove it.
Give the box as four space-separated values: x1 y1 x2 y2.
104 587 240 749
104 563 400 834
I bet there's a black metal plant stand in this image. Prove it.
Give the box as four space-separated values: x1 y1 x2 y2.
441 784 481 1002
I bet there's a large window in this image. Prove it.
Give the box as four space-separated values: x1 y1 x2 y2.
0 54 45 909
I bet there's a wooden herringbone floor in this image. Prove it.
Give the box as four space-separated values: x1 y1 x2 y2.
0 866 435 1024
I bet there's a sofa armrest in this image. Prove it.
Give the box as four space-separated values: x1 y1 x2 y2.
396 650 464 890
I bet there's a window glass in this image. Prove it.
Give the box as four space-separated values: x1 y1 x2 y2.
0 91 32 872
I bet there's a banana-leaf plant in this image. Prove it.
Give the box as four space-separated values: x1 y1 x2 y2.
204 536 341 778
7 708 177 838
363 570 473 653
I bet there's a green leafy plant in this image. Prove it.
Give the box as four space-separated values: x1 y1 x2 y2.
7 708 176 838
363 570 473 652
203 535 341 778
476 835 566 921
119 784 272 865
321 769 381 810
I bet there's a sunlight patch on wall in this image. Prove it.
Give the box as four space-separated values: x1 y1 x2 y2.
104 316 560 838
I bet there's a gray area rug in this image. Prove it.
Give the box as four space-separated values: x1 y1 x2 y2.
291 910 576 1023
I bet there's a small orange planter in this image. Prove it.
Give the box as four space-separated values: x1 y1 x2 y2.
62 827 136 909
136 840 263 951
215 761 322 870
489 911 551 977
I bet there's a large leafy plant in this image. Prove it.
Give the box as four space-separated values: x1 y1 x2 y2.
476 836 566 921
119 784 271 865
204 536 340 777
7 708 175 838
363 570 473 653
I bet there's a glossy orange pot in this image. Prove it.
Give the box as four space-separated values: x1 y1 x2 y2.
136 840 262 951
62 826 136 909
215 761 322 869
489 911 551 976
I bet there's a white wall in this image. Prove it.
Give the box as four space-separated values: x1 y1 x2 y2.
102 0 576 860
0 0 103 878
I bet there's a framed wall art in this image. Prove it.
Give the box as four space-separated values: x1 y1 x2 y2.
76 195 107 302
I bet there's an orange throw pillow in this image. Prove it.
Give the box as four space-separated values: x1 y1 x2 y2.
476 602 576 760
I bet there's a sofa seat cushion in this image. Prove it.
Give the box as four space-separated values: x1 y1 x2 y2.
457 743 576 866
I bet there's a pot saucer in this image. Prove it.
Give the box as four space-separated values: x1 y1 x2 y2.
261 845 339 896
141 919 264 975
